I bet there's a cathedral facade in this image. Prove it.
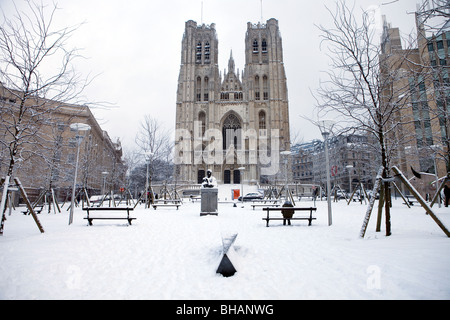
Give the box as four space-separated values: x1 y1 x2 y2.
175 18 290 185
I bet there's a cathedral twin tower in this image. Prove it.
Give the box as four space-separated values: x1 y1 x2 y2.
175 18 291 185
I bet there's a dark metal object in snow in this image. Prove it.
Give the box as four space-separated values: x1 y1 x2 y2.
216 233 238 277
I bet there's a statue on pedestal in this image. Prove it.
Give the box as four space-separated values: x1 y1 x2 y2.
201 169 217 188
200 169 218 216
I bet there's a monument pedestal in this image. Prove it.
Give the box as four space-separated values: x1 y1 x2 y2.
200 188 218 216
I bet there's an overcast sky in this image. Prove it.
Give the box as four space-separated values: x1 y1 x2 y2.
1 0 420 154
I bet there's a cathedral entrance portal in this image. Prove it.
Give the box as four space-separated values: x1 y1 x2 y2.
222 113 242 150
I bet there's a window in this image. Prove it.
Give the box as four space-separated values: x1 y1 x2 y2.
263 75 269 100
196 42 202 63
204 77 209 101
428 42 434 52
222 113 241 150
437 40 444 50
253 39 258 53
196 77 201 102
199 111 206 136
204 42 210 63
259 110 266 129
262 39 267 53
255 75 260 100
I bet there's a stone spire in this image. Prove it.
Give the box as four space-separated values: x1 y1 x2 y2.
228 50 235 73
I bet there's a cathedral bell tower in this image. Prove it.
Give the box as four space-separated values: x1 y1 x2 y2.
175 19 291 185
175 21 220 183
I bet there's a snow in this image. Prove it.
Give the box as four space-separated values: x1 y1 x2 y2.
1 187 450 300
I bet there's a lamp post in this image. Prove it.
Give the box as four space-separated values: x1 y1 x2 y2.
101 171 108 196
430 145 441 208
280 150 292 202
144 151 154 208
238 166 245 207
69 123 91 225
318 120 334 226
346 164 354 195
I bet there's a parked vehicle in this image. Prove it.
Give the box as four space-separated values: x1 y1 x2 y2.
334 190 347 200
238 192 264 202
89 195 104 206
367 191 380 200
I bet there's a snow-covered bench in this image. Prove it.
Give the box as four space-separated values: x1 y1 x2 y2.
262 207 317 227
404 195 419 206
22 204 44 215
152 204 181 210
251 203 280 210
82 207 135 225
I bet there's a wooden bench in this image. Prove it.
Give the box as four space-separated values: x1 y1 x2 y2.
22 205 44 215
152 204 180 210
252 203 280 210
153 199 182 204
404 195 419 206
262 207 317 227
82 207 136 225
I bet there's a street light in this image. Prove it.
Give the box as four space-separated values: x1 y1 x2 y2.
280 150 292 201
346 164 354 194
144 151 154 208
318 119 335 226
430 145 441 208
69 123 91 225
101 171 109 196
238 166 245 207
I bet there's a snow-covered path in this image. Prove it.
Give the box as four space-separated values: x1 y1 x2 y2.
1 197 449 299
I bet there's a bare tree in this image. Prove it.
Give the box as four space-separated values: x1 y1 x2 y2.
135 115 173 184
0 1 88 177
314 0 417 236
0 1 89 231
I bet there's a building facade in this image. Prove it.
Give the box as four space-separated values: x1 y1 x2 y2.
174 19 291 185
292 134 374 193
0 84 125 201
380 10 449 196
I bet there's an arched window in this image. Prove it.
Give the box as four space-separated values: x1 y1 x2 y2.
196 41 202 63
259 110 266 129
222 113 241 150
204 77 209 101
253 39 258 53
255 75 260 100
263 75 269 100
199 111 206 136
204 42 210 63
262 39 267 53
196 77 201 102
258 110 266 129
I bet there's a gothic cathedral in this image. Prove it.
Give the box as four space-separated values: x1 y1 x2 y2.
175 18 290 185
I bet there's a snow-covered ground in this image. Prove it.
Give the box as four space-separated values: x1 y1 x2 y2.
1 188 449 300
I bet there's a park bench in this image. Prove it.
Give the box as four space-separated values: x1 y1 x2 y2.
151 199 182 210
262 207 317 227
152 203 181 210
82 207 136 225
22 204 44 215
404 195 419 206
252 203 280 210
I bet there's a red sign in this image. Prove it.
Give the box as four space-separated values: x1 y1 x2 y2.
331 166 338 177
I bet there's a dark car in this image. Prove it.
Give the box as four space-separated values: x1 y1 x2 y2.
238 192 264 202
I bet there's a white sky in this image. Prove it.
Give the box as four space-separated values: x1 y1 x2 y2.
1 0 419 154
